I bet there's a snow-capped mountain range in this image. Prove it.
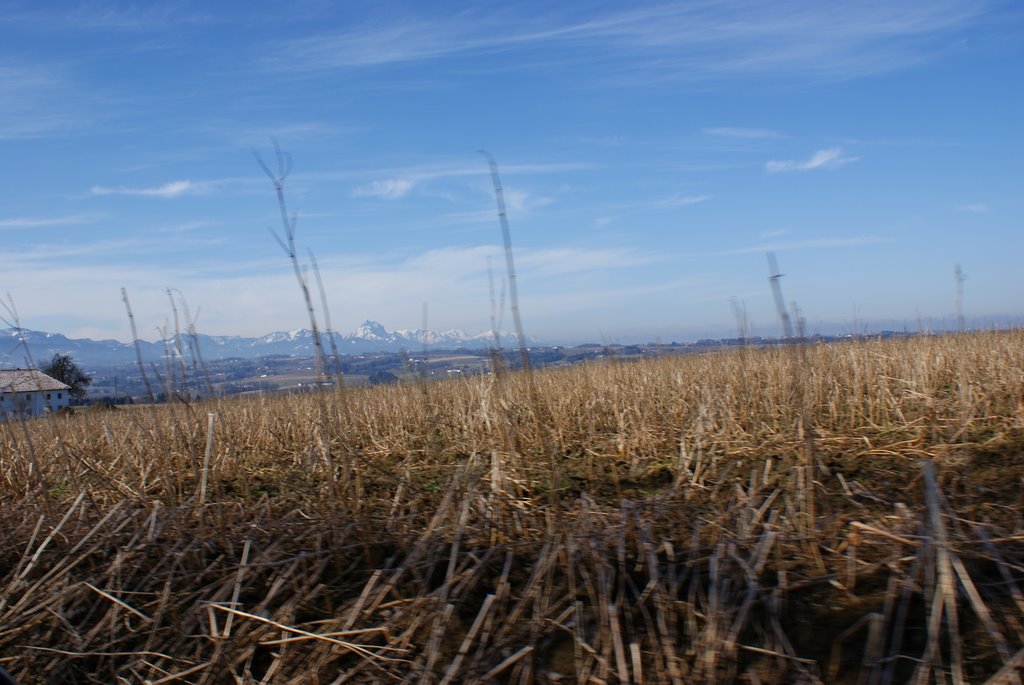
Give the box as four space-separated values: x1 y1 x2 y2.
1 321 527 367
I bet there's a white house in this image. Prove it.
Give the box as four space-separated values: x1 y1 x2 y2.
0 369 71 419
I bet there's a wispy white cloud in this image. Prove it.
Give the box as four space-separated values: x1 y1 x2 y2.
760 228 791 239
65 5 210 30
353 178 415 200
841 136 969 148
269 2 990 81
153 220 219 235
765 148 859 173
197 120 356 147
89 180 202 198
344 160 591 202
307 160 594 188
6 4 210 31
956 202 989 213
703 127 782 139
0 63 84 139
656 193 710 208
2 242 662 340
670 162 741 173
3 235 230 265
518 247 657 276
0 214 97 229
723 236 887 255
577 135 625 147
502 189 554 213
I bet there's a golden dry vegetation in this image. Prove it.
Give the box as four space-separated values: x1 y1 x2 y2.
1 331 1023 684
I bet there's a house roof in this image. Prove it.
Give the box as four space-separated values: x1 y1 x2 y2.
0 369 70 392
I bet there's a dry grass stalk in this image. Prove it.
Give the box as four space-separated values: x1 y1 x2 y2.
197 412 215 506
121 287 155 403
0 331 1022 682
254 142 330 385
983 648 1024 685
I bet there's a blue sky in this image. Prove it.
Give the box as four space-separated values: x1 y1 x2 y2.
1 1 1021 344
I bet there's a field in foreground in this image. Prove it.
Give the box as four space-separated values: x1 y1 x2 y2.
1 331 1023 684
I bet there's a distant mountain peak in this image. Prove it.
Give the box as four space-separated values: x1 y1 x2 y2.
352 320 388 339
1 323 532 368
256 329 313 344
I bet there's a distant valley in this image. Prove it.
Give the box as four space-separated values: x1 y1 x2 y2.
3 320 923 403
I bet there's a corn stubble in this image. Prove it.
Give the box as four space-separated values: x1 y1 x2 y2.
1 331 1023 684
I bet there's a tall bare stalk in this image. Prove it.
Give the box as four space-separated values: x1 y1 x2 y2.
121 287 155 403
166 289 188 399
171 288 215 398
308 251 344 385
767 252 794 340
0 295 46 495
480 151 561 512
486 257 507 375
480 151 529 373
1 295 36 371
955 263 966 333
254 141 329 385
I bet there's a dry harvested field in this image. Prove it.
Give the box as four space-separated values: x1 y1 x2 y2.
2 331 1023 684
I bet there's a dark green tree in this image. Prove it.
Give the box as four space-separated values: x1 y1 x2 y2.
368 370 399 386
41 353 92 400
